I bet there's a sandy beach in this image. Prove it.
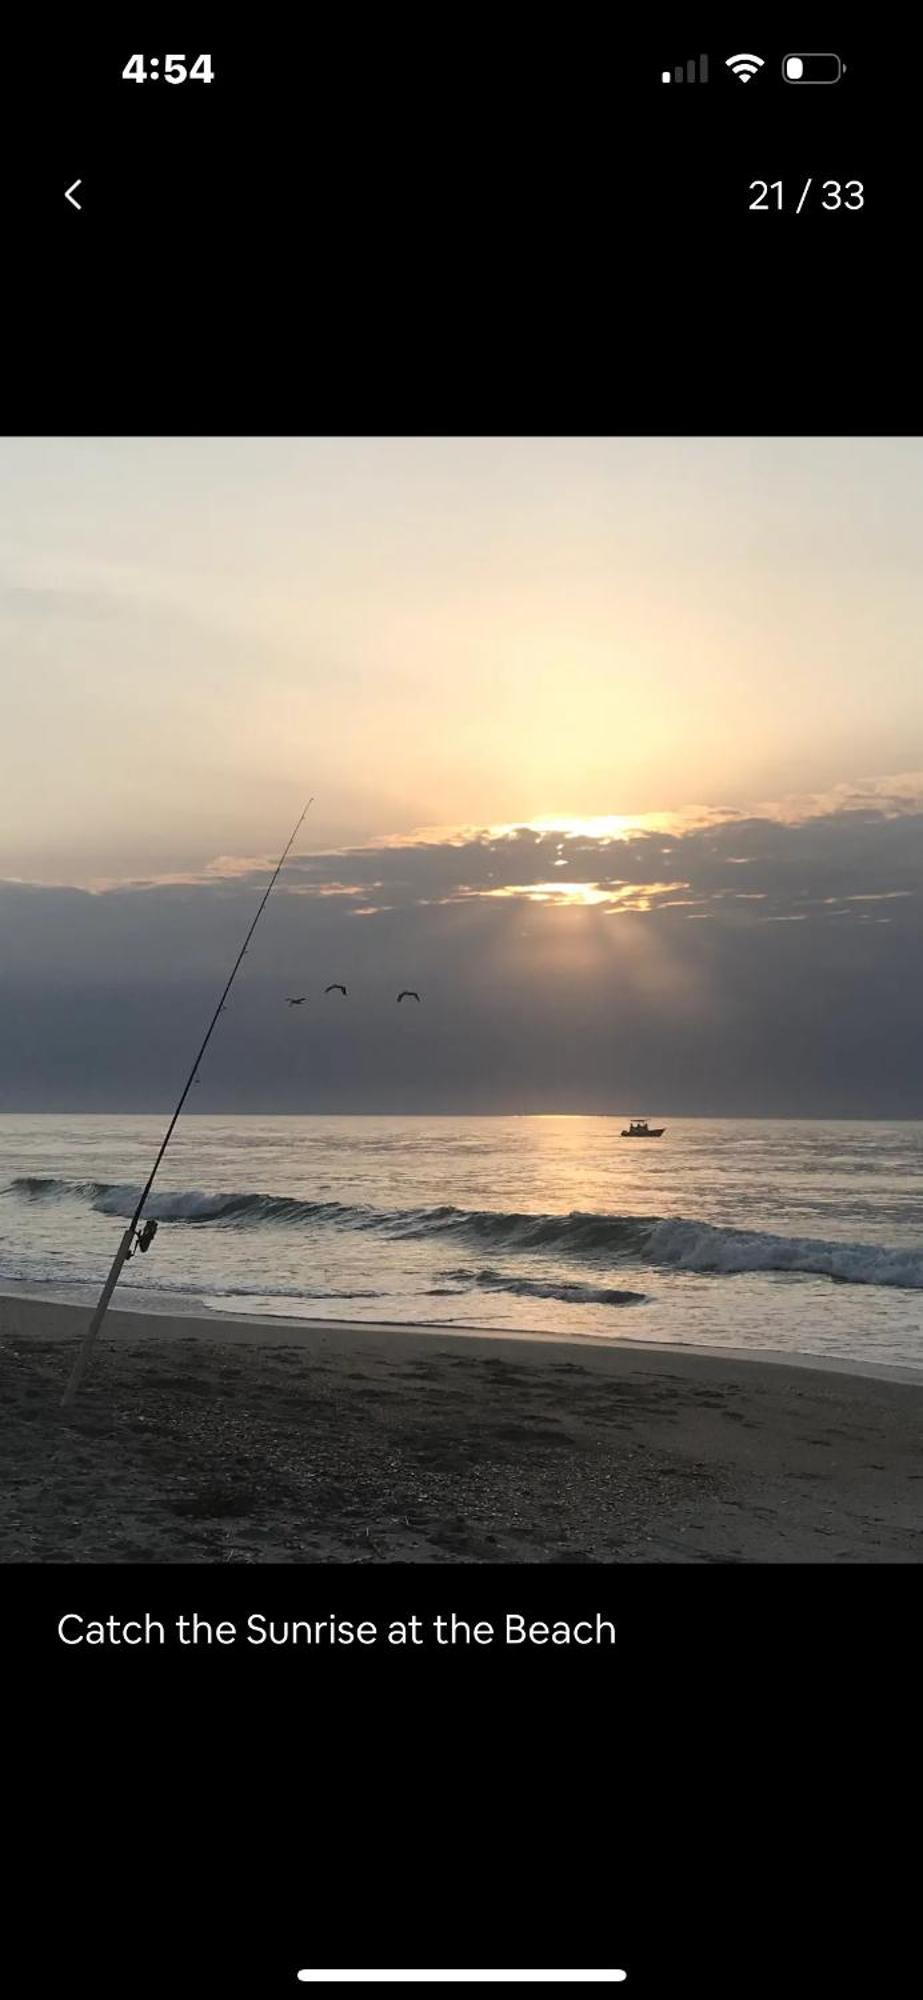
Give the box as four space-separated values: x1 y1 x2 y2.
2 1290 921 1563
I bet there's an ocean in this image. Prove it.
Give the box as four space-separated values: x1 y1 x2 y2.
1 1114 922 1373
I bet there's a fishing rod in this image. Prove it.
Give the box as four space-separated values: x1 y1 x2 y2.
61 795 314 1408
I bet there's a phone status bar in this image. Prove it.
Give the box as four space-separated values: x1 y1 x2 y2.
660 52 847 86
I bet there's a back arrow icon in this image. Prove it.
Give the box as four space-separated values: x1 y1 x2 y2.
65 179 82 210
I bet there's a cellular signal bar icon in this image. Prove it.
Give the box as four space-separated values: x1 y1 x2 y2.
661 56 709 84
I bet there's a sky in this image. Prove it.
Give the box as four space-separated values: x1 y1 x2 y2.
1 435 921 1114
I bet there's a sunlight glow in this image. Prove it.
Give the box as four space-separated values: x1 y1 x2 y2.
382 811 682 850
521 812 677 841
459 880 686 912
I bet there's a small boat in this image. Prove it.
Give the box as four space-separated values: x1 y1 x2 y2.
621 1118 665 1138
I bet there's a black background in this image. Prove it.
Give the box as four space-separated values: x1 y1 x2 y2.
4 20 922 1998
8 1567 918 1995
5 23 918 428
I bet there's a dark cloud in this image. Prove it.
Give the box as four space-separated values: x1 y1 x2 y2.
1 802 921 1113
200 806 923 923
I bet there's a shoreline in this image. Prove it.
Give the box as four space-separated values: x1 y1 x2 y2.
1 1281 921 1390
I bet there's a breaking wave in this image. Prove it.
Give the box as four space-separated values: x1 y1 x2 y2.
432 1268 646 1307
640 1216 923 1289
6 1177 923 1290
5 1176 356 1227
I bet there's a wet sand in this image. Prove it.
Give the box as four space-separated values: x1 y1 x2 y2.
2 1291 921 1562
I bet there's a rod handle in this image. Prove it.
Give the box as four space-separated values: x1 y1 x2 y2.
61 1228 135 1409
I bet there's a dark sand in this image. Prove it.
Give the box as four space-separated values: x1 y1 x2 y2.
2 1292 921 1562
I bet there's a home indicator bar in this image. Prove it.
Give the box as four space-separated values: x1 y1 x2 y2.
295 1977 630 1987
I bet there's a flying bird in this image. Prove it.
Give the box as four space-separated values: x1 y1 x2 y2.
396 990 421 1003
324 983 348 996
285 997 307 1006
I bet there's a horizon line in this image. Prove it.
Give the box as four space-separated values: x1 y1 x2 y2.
1 1109 922 1124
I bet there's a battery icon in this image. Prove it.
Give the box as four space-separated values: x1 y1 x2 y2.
783 53 845 83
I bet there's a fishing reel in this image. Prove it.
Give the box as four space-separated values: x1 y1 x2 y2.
128 1218 159 1259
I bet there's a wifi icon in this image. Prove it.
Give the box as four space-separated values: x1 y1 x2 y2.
726 52 764 82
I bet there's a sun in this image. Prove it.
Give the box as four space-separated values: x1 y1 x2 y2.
521 812 676 840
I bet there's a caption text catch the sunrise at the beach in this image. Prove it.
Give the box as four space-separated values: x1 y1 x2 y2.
56 1611 617 1649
